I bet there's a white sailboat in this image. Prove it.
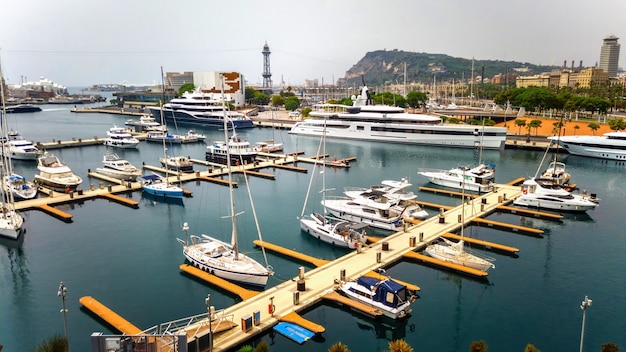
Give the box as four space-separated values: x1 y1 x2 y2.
176 75 273 287
0 60 25 239
424 172 495 271
299 117 367 248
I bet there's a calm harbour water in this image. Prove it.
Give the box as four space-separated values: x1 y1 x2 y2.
1 97 625 352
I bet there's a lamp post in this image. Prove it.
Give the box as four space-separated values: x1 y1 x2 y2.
579 295 592 352
57 281 69 351
205 293 212 352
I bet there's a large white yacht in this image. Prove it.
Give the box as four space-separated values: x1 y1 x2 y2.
289 86 507 149
148 89 255 129
548 131 626 161
2 130 43 160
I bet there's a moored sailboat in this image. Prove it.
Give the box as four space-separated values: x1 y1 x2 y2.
176 74 273 287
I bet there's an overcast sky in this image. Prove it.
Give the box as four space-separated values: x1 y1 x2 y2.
1 0 625 87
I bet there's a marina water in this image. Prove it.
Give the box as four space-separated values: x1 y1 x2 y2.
1 96 625 351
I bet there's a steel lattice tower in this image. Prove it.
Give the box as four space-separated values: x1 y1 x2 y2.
262 42 272 88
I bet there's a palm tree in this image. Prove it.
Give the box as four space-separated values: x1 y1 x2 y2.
588 122 600 135
32 335 67 352
388 339 413 352
468 340 488 352
514 118 526 135
601 343 620 352
524 343 539 352
328 342 350 352
255 341 270 352
573 124 580 135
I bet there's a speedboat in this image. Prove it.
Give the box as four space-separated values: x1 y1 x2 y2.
205 133 257 165
322 178 428 231
2 130 43 161
289 85 506 150
138 174 183 199
254 140 284 153
103 125 139 149
513 178 599 212
160 156 194 173
299 213 367 249
548 131 626 161
3 174 37 200
418 164 495 193
95 153 142 181
337 275 416 319
34 152 82 192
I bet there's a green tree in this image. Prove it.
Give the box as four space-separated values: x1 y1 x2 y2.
387 339 413 352
573 124 580 135
32 334 68 352
588 122 600 135
255 340 270 352
271 95 285 107
552 120 564 136
608 118 626 131
301 107 312 117
524 343 538 352
239 345 253 352
528 119 542 135
328 341 350 352
253 91 270 105
514 118 526 135
178 83 195 96
468 340 488 352
284 96 301 111
406 91 428 109
601 342 620 352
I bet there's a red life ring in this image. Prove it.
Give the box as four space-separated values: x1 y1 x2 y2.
522 189 528 194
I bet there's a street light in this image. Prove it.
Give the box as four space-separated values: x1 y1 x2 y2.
579 295 592 352
57 281 69 351
205 293 213 352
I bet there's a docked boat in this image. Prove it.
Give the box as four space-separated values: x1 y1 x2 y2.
424 174 496 271
5 104 42 113
205 133 257 165
33 152 82 192
337 275 416 319
540 161 572 187
147 88 255 129
289 85 507 149
138 174 183 199
95 153 142 181
125 114 167 132
299 124 367 248
417 163 495 193
103 125 140 149
323 178 429 231
254 140 283 153
513 177 599 212
177 82 273 287
548 131 626 161
145 130 183 144
160 156 194 173
3 174 37 200
1 130 43 160
185 130 207 141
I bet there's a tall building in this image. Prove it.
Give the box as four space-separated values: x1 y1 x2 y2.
262 42 272 88
599 35 620 77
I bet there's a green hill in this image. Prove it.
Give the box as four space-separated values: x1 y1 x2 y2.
343 49 558 86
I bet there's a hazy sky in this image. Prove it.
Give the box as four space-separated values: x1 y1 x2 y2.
1 0 625 87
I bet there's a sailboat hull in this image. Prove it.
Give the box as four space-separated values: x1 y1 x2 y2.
424 243 494 272
299 215 364 249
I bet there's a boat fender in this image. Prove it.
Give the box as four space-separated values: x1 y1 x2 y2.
410 295 417 303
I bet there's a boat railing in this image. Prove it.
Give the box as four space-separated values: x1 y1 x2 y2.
417 168 447 173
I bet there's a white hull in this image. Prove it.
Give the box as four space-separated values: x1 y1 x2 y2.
513 197 597 212
103 139 139 148
95 167 141 181
180 235 270 287
4 150 41 160
549 133 626 161
418 171 489 192
290 119 506 149
338 278 414 319
0 208 24 240
424 241 495 271
323 198 424 231
299 214 365 249
513 178 598 212
4 175 37 200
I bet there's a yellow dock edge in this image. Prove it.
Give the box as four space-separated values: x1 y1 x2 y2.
79 296 142 335
36 204 73 222
403 251 488 277
100 193 139 208
472 217 544 235
442 233 520 253
179 264 259 300
253 240 330 267
279 311 325 334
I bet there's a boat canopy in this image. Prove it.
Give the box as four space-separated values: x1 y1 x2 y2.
357 276 407 308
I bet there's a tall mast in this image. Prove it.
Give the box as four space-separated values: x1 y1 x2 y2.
221 74 239 259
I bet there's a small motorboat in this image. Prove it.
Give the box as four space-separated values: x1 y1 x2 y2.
96 153 142 181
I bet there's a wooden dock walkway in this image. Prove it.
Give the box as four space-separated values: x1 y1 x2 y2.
177 183 522 351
